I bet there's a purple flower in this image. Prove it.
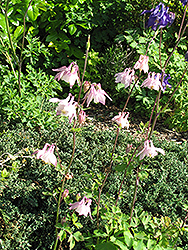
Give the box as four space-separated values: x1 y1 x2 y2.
180 0 188 6
185 51 188 62
141 3 175 30
69 196 92 219
161 73 171 91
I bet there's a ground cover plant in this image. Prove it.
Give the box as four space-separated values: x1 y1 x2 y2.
0 0 188 250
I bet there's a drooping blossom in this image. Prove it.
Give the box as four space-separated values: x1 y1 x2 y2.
52 62 79 88
141 72 162 91
49 93 77 123
141 3 175 30
180 0 188 6
84 83 112 107
78 110 86 125
33 143 57 167
161 73 171 91
112 112 129 129
115 68 135 88
136 140 165 160
134 55 149 73
69 196 92 219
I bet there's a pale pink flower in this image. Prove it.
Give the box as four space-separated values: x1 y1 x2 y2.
141 72 162 91
112 112 129 129
52 62 79 88
134 55 149 73
78 110 86 125
115 68 135 88
69 196 92 219
84 83 112 107
33 143 57 167
49 93 77 123
136 140 165 160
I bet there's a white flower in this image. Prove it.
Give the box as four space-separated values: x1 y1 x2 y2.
115 68 135 88
136 140 165 160
112 112 129 129
134 55 149 73
52 62 79 88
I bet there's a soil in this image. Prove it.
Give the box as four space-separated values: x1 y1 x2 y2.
84 104 188 144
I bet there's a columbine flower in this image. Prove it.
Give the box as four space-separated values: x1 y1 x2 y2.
141 3 175 30
112 112 129 129
33 143 57 167
78 110 86 125
69 196 92 219
134 55 149 73
141 72 162 91
115 68 135 88
84 83 112 107
52 62 79 88
161 73 171 91
180 0 188 6
49 94 77 123
136 140 165 160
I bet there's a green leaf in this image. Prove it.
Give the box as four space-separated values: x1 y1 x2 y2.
133 240 147 250
95 242 117 250
58 229 66 241
68 235 75 250
113 239 129 250
73 231 84 242
0 14 6 33
124 231 133 247
13 25 24 39
68 24 77 35
115 163 127 172
1 168 9 178
27 5 39 21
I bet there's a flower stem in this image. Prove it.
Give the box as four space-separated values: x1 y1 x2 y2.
129 166 140 224
53 130 76 250
115 142 143 206
97 127 120 229
178 1 188 40
77 35 90 104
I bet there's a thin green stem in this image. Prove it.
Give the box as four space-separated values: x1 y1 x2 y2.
115 142 143 206
53 131 76 250
164 20 188 70
178 1 188 40
97 127 120 229
77 35 90 104
18 0 33 97
129 166 140 224
149 65 188 138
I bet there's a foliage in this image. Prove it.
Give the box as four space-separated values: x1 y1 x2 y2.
0 124 188 249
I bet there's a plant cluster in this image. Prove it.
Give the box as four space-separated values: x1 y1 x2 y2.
0 0 188 250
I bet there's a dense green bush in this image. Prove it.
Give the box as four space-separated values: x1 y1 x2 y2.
0 123 187 248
